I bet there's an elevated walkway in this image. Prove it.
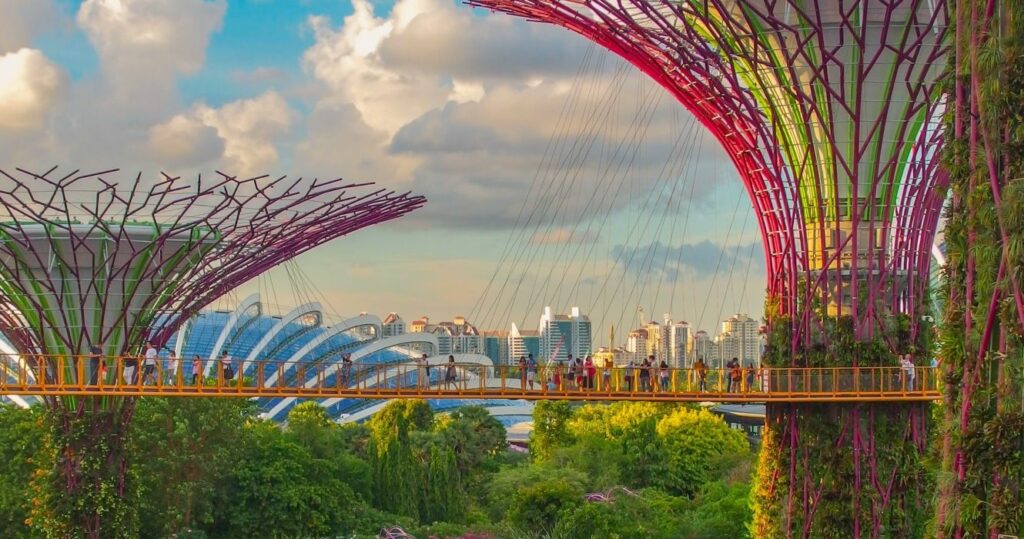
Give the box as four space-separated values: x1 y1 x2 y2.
1 355 941 403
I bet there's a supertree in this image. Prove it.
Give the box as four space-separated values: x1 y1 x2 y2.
466 0 949 536
937 2 1024 536
0 168 425 538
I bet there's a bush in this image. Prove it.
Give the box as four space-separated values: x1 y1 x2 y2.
508 480 584 533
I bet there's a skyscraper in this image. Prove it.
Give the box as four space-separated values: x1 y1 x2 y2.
508 323 540 364
538 306 591 362
717 313 761 366
666 318 691 368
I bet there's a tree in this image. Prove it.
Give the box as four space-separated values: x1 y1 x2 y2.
483 464 589 522
655 408 749 496
213 420 358 538
131 397 255 537
507 480 583 533
532 401 575 461
436 405 507 475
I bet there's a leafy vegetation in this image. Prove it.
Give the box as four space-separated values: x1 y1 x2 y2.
0 397 755 538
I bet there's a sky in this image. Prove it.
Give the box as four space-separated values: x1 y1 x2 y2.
0 0 765 341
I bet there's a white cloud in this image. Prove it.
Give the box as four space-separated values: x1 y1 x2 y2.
146 113 224 167
0 49 67 131
0 1 59 54
303 0 450 138
77 0 226 106
195 92 295 176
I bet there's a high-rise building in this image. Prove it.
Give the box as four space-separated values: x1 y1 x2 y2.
666 318 691 368
626 328 647 362
538 306 591 362
508 323 540 364
407 315 483 355
382 312 405 337
482 330 509 365
693 330 716 365
716 313 760 366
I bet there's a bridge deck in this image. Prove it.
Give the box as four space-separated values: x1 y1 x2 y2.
1 356 941 403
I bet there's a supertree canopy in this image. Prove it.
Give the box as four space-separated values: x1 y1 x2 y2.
0 167 425 538
469 0 948 338
467 0 949 536
0 168 425 357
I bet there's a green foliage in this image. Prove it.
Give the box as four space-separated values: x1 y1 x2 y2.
531 401 575 462
483 463 589 522
508 480 583 533
33 401 139 538
131 396 255 537
655 408 750 496
0 405 43 538
679 480 752 538
214 419 359 538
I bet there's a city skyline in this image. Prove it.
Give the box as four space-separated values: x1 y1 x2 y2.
0 0 768 330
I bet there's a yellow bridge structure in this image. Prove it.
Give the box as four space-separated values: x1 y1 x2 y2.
1 356 941 403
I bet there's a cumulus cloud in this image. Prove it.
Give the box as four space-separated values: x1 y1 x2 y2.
0 0 59 54
146 114 224 167
196 92 295 176
146 92 294 175
303 0 450 137
294 0 737 232
378 2 588 80
0 48 67 131
77 0 226 106
612 240 764 280
294 102 411 183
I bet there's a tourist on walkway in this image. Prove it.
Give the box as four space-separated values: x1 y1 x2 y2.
729 361 742 393
624 360 635 391
88 344 102 385
639 357 652 391
694 357 708 392
566 354 576 390
191 354 202 385
445 355 457 390
220 350 234 382
518 356 528 389
527 354 538 390
552 361 562 391
900 355 915 391
166 351 179 385
659 361 670 391
418 354 430 389
584 355 596 390
745 363 756 392
340 353 353 387
123 352 139 385
143 342 159 385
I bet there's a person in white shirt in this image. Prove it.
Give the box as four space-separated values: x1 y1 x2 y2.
900 355 916 391
143 342 158 385
165 351 179 385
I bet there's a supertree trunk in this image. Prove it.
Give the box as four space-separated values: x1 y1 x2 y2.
936 1 1024 536
465 1 949 535
0 170 424 536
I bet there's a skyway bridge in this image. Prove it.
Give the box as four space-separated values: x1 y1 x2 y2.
2 356 940 403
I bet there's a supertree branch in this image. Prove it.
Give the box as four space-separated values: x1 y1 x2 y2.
0 167 426 356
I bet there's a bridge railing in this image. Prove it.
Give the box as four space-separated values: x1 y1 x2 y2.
0 354 940 399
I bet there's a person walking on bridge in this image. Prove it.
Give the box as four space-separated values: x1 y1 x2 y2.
694 358 708 392
584 355 596 390
900 355 916 391
445 355 457 390
527 354 538 390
